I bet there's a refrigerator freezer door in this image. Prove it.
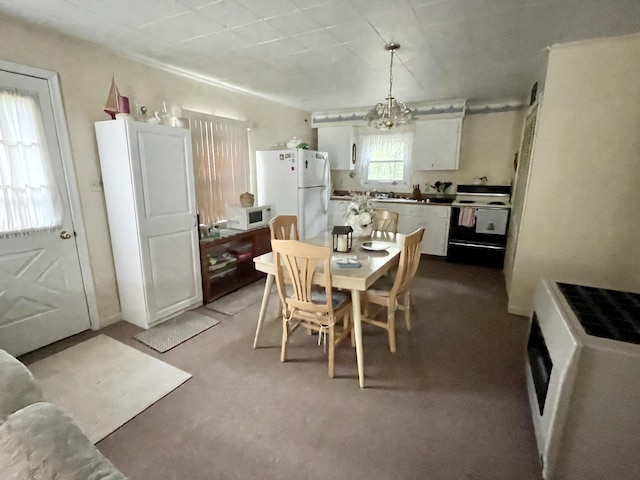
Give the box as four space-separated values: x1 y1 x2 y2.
256 150 298 213
298 150 329 188
299 185 329 239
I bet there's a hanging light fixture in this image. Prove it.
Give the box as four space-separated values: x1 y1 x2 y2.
365 43 415 130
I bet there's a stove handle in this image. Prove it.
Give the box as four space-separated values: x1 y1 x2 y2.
449 241 505 250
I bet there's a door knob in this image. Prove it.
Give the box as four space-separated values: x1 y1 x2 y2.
60 231 72 239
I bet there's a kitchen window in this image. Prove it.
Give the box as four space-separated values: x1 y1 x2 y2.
357 126 413 188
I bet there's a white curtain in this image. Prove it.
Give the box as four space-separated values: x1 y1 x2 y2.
186 111 250 225
0 88 63 237
357 126 413 187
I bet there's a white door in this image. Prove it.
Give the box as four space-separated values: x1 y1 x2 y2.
0 70 90 356
130 124 202 323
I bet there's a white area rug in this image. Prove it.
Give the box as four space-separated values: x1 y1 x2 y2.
205 280 270 315
134 310 220 353
28 335 191 444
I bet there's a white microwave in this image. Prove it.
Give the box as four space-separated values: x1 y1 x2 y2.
226 205 272 230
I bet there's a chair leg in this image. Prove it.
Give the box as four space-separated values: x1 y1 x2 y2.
387 308 397 353
328 327 336 378
280 318 289 363
404 291 412 331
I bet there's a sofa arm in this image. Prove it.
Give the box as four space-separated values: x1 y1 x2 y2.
0 349 43 418
0 402 128 480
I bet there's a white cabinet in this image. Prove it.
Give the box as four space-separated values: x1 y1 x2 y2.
421 206 451 256
328 200 349 226
95 119 202 328
372 201 451 256
413 118 462 170
318 126 356 170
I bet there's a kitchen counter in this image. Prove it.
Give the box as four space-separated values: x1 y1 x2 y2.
330 195 454 205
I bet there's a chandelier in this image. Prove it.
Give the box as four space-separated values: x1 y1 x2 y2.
365 43 415 130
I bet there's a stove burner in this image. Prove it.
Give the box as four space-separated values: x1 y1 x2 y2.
558 283 640 345
458 200 475 204
488 201 505 205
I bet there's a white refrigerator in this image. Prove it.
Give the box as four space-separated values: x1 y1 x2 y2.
256 149 331 240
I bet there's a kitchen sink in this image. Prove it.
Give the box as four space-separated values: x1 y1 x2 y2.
424 197 453 204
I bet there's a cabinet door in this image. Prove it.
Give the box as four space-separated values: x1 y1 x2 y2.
318 126 355 170
328 200 349 226
129 123 202 324
422 207 451 256
413 118 462 170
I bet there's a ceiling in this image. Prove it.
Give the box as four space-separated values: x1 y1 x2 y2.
1 0 639 112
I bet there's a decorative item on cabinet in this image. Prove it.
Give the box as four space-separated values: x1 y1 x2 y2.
103 76 130 119
412 184 422 200
240 192 255 208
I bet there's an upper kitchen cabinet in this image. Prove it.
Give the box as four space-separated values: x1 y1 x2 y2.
318 126 356 170
95 119 202 329
413 118 462 170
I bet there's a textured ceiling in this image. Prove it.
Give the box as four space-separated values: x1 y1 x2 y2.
0 0 639 112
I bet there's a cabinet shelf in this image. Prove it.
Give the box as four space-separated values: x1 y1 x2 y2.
199 226 271 303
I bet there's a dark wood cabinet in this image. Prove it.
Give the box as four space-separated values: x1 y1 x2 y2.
199 227 271 304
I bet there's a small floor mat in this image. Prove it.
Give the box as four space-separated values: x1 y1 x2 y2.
205 280 269 316
134 311 220 353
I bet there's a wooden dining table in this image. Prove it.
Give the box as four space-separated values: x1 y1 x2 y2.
252 229 403 388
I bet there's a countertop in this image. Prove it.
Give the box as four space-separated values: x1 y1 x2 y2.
330 195 454 205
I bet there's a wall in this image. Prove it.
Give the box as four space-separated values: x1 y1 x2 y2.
331 109 524 194
507 32 640 314
0 13 312 327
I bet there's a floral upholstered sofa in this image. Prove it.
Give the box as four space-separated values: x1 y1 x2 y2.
0 349 127 479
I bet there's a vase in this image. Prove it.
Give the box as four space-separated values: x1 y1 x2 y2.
350 223 373 238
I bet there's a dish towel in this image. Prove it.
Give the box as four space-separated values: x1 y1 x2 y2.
458 207 477 227
475 209 509 235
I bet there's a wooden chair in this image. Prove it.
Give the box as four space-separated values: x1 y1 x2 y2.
361 228 425 352
271 239 353 377
371 209 399 234
269 215 299 240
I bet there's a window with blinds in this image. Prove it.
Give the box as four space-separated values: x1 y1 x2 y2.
184 110 250 225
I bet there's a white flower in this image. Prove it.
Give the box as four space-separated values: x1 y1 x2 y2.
344 191 374 227
359 211 372 225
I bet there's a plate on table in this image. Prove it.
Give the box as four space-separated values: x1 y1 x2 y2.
361 241 391 251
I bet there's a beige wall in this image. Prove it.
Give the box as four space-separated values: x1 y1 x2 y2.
0 13 312 326
507 33 640 314
331 109 524 193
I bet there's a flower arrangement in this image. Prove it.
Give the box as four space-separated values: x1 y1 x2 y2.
344 192 374 236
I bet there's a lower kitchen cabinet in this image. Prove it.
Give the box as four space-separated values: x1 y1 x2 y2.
328 200 349 226
372 202 451 256
329 199 451 256
199 227 271 303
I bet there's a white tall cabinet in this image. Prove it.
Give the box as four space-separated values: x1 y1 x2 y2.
95 120 202 328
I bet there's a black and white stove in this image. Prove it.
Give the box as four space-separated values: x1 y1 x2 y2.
447 184 512 268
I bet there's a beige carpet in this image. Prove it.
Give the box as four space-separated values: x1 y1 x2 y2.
28 335 191 444
205 280 271 315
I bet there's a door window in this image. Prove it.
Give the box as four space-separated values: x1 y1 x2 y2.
0 88 63 236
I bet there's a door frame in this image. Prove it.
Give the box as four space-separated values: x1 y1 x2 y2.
0 58 100 330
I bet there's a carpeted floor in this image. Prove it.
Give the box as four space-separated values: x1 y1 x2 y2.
22 257 543 480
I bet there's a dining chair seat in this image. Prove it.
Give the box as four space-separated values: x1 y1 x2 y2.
361 228 425 353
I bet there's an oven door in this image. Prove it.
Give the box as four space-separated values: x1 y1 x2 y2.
447 206 509 268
